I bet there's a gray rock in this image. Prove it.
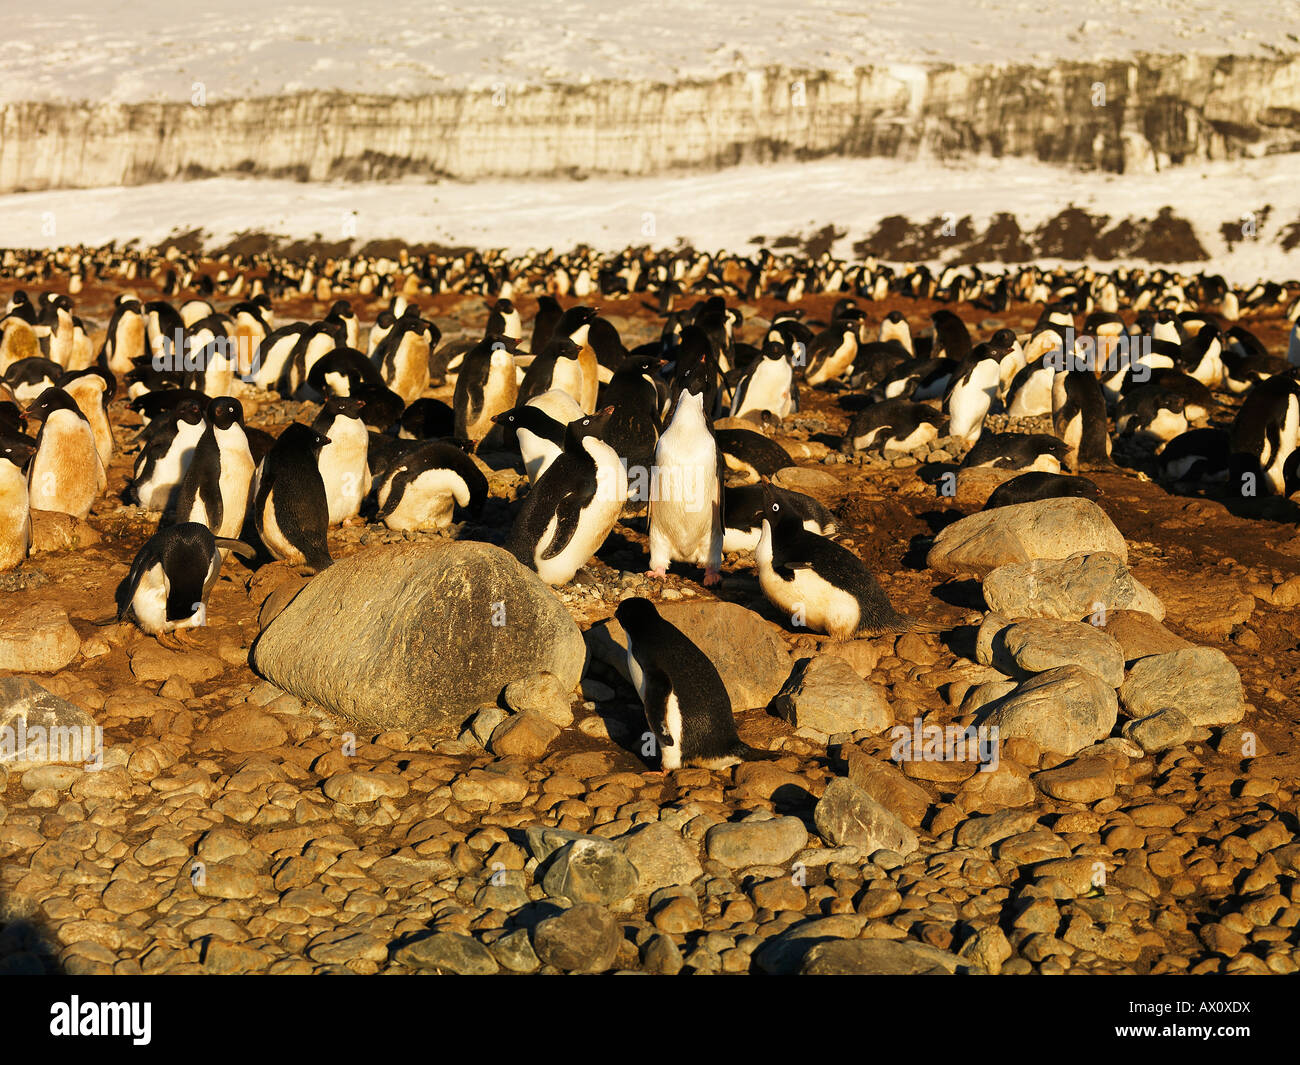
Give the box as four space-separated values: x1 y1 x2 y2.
503 671 574 727
0 677 102 769
799 939 977 975
995 618 1126 687
525 826 599 864
0 604 80 673
588 600 792 710
927 498 1127 577
704 815 808 868
1122 707 1194 753
954 808 1041 848
642 934 685 975
1119 648 1245 726
813 777 918 855
487 928 540 973
531 903 621 973
770 656 892 737
620 823 703 893
469 704 507 747
251 541 585 733
982 665 1119 756
393 932 500 974
983 552 1165 621
541 837 640 905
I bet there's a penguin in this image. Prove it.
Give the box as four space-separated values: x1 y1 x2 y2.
101 296 147 376
730 341 796 420
600 355 663 487
504 406 628 586
615 597 777 770
312 396 371 525
878 310 913 354
60 369 114 470
492 402 569 484
398 398 457 441
129 387 209 428
841 399 943 455
173 397 256 539
24 387 106 519
375 310 437 405
877 356 956 402
944 345 1002 448
755 491 910 640
722 482 835 554
1052 370 1113 471
115 522 255 649
714 427 792 483
131 396 206 513
803 320 860 386
0 429 37 571
1158 427 1231 486
962 431 1069 473
252 423 333 570
1004 360 1057 418
646 365 724 586
453 337 520 448
375 440 488 532
4 357 64 403
1229 374 1300 496
983 471 1101 510
1115 386 1190 450
518 336 586 408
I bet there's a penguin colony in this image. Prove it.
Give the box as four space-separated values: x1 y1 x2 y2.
2 242 1298 769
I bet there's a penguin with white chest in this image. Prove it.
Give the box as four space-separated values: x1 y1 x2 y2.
616 597 777 771
755 492 911 641
505 406 628 586
24 387 106 520
115 522 255 649
0 429 37 571
454 337 520 448
131 396 206 514
375 440 487 532
252 423 333 571
647 364 724 586
730 341 796 420
312 396 372 525
173 396 256 539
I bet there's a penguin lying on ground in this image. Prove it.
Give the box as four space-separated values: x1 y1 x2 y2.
114 522 255 649
841 400 943 455
983 471 1101 510
616 596 778 771
374 440 487 532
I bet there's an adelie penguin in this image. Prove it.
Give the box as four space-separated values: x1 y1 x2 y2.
375 440 487 532
132 396 205 514
252 423 334 571
647 364 724 586
174 396 256 539
983 471 1101 510
841 399 943 455
114 522 255 649
0 429 37 571
24 386 106 520
1052 369 1113 471
505 406 628 586
312 396 371 525
730 341 796 420
615 597 777 771
454 337 519 448
722 482 834 554
755 491 911 641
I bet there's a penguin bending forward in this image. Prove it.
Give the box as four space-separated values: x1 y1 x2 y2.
616 597 777 771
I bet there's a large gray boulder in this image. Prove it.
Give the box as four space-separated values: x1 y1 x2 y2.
927 498 1126 578
588 600 792 711
0 676 102 769
983 552 1164 621
994 618 1126 687
1119 648 1245 726
252 541 585 733
981 666 1119 756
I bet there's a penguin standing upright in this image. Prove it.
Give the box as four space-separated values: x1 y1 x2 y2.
252 423 333 570
755 492 910 640
312 396 371 524
944 344 1003 449
131 396 206 514
647 365 723 585
0 430 36 570
504 407 627 585
101 296 147 376
24 387 106 519
1052 369 1113 471
173 397 256 539
60 369 114 469
453 337 519 447
600 354 663 489
616 597 777 771
116 522 255 648
730 341 796 421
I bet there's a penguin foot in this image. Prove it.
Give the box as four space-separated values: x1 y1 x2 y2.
155 631 185 651
702 568 722 588
645 567 668 580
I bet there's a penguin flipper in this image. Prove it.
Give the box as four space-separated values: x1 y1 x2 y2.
639 665 675 750
539 479 598 561
213 537 257 560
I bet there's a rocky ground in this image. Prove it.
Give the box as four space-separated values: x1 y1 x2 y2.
0 277 1298 976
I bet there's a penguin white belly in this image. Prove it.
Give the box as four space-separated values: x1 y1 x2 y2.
136 424 202 512
0 467 30 570
722 526 762 554
518 428 562 484
851 426 888 451
1027 452 1063 473
131 564 171 634
260 488 305 564
649 418 720 570
533 445 627 584
254 336 297 390
216 450 256 537
1009 370 1054 417
317 427 369 524
661 692 684 771
29 413 104 519
882 422 937 454
734 361 791 418
550 357 585 408
759 559 861 640
1266 397 1300 493
1148 408 1189 444
807 335 855 386
380 468 468 531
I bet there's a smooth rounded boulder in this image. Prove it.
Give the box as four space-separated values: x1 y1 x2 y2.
251 541 585 733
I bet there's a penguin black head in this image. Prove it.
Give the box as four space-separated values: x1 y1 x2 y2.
207 396 245 430
0 430 37 472
327 300 354 320
175 396 205 426
615 595 660 632
278 421 331 456
760 341 787 361
322 395 366 421
988 329 1017 352
564 406 615 448
23 386 84 424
